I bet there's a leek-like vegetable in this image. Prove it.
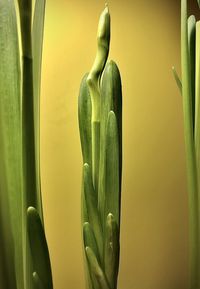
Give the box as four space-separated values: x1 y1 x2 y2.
173 1 200 288
0 1 53 288
78 5 122 289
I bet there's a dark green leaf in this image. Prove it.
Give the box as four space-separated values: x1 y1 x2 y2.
27 207 53 289
33 272 44 289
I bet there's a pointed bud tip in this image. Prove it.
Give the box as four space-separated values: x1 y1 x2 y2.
83 162 89 169
83 221 90 227
105 3 109 12
27 206 36 214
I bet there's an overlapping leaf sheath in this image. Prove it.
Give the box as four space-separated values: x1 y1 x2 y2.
173 1 200 288
27 207 53 289
78 5 122 289
0 1 52 288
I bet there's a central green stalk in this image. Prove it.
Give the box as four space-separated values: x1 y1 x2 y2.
79 5 122 289
87 4 110 191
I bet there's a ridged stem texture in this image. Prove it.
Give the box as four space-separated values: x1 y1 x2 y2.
78 5 122 289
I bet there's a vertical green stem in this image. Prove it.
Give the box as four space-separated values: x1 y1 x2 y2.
18 1 37 288
181 1 199 288
87 4 110 193
18 0 38 212
22 56 37 208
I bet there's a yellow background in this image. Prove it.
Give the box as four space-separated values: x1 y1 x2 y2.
40 1 199 289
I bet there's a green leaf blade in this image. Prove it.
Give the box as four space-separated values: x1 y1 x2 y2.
98 60 122 229
104 214 119 289
27 207 53 289
83 163 103 261
181 1 199 288
85 247 110 289
32 0 46 221
172 66 182 94
83 222 100 264
78 74 92 166
104 111 120 229
188 15 196 129
0 0 23 288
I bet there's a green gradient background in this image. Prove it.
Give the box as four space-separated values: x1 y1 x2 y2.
40 1 199 289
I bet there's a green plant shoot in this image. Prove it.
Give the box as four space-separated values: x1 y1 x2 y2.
78 4 122 289
173 1 200 288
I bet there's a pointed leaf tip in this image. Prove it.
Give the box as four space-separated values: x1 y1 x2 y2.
27 206 36 214
172 66 182 94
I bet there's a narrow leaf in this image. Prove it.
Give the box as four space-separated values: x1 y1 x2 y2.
98 60 122 227
83 222 100 263
104 112 120 229
81 166 93 289
188 15 196 129
194 22 200 284
85 247 110 289
32 0 46 222
87 5 110 192
19 2 37 287
181 1 199 288
104 213 119 289
27 207 53 289
195 21 200 162
78 74 92 166
172 66 182 94
83 163 103 261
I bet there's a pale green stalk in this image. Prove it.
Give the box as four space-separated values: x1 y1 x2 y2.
87 5 110 192
32 0 46 221
79 5 122 289
18 2 39 287
173 1 200 288
181 1 199 288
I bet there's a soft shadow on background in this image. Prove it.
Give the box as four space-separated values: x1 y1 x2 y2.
40 1 199 289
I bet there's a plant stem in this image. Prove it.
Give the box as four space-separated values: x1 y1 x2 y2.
181 1 199 288
18 1 39 288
